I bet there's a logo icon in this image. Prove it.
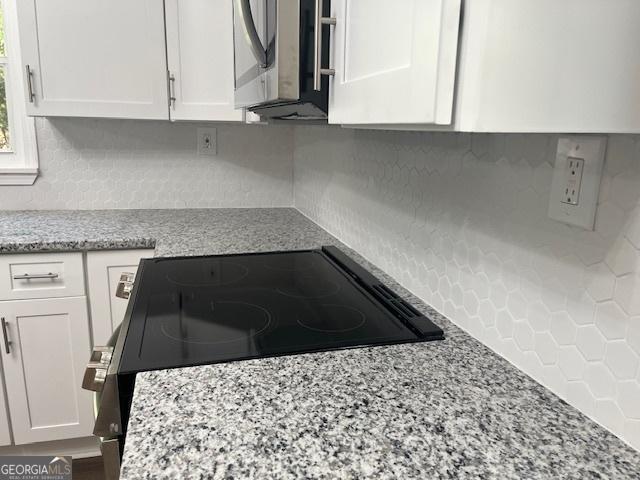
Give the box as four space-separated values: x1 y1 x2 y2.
0 455 72 479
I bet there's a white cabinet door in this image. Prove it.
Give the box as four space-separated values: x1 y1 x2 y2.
17 0 169 119
0 373 12 446
453 0 640 133
328 0 461 125
87 250 153 346
1 297 93 444
165 0 243 122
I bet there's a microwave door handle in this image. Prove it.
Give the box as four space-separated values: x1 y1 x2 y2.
238 0 267 67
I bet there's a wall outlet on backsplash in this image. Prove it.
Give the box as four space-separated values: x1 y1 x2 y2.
0 118 294 210
197 127 217 156
548 136 607 229
560 157 584 205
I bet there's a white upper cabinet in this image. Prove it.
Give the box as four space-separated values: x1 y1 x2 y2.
14 0 640 131
453 0 640 133
165 0 243 122
339 0 640 133
17 0 169 119
328 0 462 125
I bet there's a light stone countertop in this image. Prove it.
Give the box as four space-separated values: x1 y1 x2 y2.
1 208 638 479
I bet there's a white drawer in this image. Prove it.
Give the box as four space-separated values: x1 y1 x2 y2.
0 252 85 300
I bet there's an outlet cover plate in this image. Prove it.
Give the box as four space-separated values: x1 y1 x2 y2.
197 127 217 156
548 136 607 230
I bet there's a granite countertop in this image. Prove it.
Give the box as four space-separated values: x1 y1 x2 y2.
1 208 639 479
0 208 338 257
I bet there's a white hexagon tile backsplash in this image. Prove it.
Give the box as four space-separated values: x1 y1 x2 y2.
0 118 294 210
2 117 639 450
293 126 640 451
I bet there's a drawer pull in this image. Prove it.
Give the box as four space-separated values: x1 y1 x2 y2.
12 272 59 280
1 318 10 355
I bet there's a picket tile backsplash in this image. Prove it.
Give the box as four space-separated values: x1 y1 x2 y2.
294 126 640 450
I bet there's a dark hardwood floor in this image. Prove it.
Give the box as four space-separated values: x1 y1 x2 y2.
73 456 105 480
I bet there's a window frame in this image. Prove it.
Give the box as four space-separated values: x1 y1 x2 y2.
0 0 38 185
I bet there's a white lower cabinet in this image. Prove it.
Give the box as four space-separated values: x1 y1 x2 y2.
0 248 152 453
0 252 85 301
87 250 153 345
0 296 93 444
0 374 11 446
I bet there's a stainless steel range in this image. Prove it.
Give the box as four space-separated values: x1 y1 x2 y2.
83 246 444 479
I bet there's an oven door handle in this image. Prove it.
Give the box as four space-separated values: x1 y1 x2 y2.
237 0 268 68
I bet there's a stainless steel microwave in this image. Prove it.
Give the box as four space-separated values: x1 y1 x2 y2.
233 0 334 120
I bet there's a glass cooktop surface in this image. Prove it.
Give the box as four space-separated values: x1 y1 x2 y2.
118 249 441 374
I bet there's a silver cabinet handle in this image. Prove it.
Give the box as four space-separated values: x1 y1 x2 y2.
1 318 10 355
168 72 176 109
237 0 268 67
12 272 59 280
25 65 35 103
313 0 336 91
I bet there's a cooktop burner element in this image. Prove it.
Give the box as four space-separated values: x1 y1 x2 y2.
297 304 367 333
160 299 272 345
118 246 444 374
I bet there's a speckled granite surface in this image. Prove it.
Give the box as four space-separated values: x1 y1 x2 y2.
1 208 638 478
0 208 338 257
122 344 640 480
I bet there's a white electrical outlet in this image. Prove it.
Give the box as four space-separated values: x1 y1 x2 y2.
560 157 584 205
548 136 607 230
197 127 217 156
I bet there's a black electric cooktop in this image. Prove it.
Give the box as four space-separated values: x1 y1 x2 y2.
118 246 443 374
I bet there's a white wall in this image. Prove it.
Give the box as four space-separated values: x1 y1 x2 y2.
294 126 640 451
0 118 294 210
